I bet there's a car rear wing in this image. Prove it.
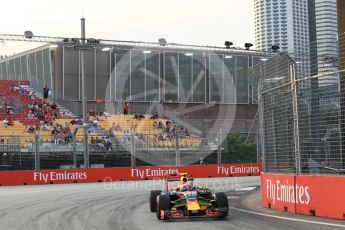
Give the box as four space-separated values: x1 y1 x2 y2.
166 172 194 181
164 172 194 192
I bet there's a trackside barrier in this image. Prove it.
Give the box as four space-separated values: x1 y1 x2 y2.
261 173 345 220
0 163 261 186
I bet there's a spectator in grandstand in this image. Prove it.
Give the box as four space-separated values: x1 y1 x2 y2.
69 119 76 126
3 103 8 113
2 119 9 127
96 113 106 121
90 137 96 145
28 102 34 111
43 84 49 100
44 112 53 123
28 91 34 99
179 127 190 137
109 123 116 132
121 130 131 143
64 133 72 144
153 135 159 142
7 115 13 126
88 115 94 123
19 87 25 96
88 126 95 134
11 86 19 92
33 102 38 111
109 122 121 132
150 113 159 120
92 118 98 127
103 111 110 117
158 121 163 129
103 136 112 151
52 111 61 120
153 121 159 129
51 103 58 110
36 110 44 120
62 125 72 144
90 137 96 151
6 103 15 114
137 134 144 144
61 112 69 119
171 127 176 138
89 109 95 117
26 126 35 133
93 137 105 150
69 119 81 126
52 128 60 144
134 114 145 120
40 122 51 131
27 111 35 119
115 123 122 131
185 130 191 137
123 102 129 115
166 119 172 127
157 134 164 141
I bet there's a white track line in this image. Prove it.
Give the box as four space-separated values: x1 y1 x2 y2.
231 207 345 228
235 187 257 191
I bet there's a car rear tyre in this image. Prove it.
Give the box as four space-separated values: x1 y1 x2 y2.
215 192 229 218
149 190 161 212
156 194 171 220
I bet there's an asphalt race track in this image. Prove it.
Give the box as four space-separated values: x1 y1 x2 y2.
0 177 344 230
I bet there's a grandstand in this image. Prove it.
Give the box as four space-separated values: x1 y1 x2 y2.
0 80 210 169
0 42 280 137
0 38 286 169
0 80 203 151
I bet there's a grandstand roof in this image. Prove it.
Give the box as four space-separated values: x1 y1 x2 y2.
0 33 276 61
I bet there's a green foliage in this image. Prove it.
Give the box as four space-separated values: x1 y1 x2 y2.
223 133 257 163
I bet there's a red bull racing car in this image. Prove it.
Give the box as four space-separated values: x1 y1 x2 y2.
149 173 229 220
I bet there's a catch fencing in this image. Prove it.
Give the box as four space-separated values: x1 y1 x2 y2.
256 33 345 175
0 130 234 170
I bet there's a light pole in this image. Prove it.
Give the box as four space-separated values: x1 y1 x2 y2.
81 17 89 169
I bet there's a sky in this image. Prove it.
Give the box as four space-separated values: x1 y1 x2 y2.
0 0 254 56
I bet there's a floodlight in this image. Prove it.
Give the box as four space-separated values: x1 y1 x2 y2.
245 43 253 50
224 41 233 49
24 31 34 39
158 38 167 46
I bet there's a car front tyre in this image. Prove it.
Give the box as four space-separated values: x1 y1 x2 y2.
156 194 171 220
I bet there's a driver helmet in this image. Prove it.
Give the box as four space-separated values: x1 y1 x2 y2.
182 183 191 191
182 177 191 191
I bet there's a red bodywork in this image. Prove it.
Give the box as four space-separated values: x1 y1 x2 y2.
160 208 224 219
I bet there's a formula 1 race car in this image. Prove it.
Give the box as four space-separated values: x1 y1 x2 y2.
149 173 229 220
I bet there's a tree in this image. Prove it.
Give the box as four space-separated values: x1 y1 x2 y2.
223 133 257 163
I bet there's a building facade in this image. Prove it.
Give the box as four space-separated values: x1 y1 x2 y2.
313 0 339 85
0 44 269 105
254 0 310 79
